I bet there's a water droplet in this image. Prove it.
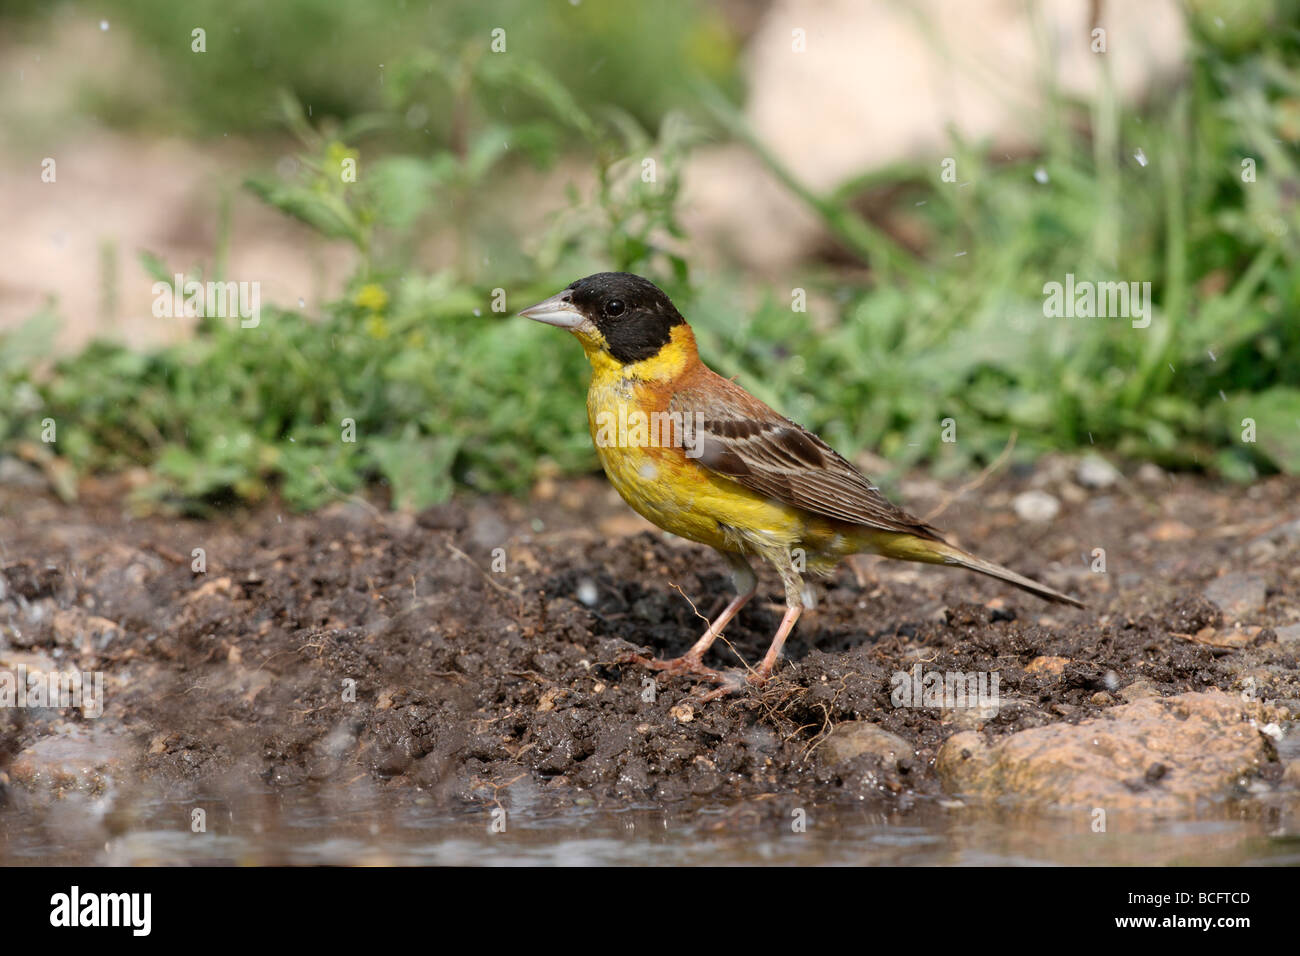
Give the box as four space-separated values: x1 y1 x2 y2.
1034 166 1049 184
473 308 482 316
1133 148 1148 167
954 250 967 257
576 579 599 607
99 20 109 31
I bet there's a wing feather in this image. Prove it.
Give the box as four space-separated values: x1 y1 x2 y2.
671 372 944 540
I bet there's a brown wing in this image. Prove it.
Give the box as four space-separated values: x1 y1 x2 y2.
671 370 945 541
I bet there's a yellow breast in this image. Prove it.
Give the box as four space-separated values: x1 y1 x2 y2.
583 336 819 559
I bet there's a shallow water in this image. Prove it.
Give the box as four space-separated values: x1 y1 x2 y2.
4 788 1298 866
6 720 1298 866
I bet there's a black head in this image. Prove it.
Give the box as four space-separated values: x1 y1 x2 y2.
520 272 686 364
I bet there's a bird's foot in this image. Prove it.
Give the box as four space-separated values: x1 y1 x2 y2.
626 651 726 681
625 652 772 703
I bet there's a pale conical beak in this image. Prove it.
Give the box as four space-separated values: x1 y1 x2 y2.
518 291 585 329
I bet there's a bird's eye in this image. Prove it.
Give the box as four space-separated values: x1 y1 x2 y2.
605 299 625 317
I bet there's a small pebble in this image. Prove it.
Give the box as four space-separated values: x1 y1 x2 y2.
1203 573 1266 621
1076 455 1121 489
1013 490 1061 523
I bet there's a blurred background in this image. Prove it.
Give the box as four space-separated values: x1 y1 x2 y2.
1 0 1297 514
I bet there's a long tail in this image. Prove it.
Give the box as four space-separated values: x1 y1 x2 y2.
875 534 1085 608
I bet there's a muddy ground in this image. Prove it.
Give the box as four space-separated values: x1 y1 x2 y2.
1 457 1298 855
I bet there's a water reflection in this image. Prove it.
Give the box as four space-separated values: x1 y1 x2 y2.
3 786 1298 865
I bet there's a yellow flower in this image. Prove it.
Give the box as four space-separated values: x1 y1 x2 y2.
355 283 389 312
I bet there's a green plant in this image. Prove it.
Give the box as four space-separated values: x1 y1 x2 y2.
2 10 1298 515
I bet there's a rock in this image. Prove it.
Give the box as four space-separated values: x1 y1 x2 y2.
669 701 695 723
1013 490 1060 523
0 456 46 489
1150 520 1195 541
685 0 1187 270
1026 656 1070 676
1059 483 1087 505
1275 624 1300 648
1076 456 1121 489
942 697 1023 731
185 576 234 603
817 721 912 767
1136 463 1167 485
50 608 121 650
1203 573 1267 621
935 691 1281 811
1259 518 1300 547
1284 762 1300 790
1119 679 1162 702
8 727 131 795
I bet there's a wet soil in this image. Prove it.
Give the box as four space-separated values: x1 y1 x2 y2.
1 460 1298 860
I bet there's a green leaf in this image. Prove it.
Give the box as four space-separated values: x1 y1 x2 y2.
244 178 365 246
368 428 460 510
1225 387 1300 472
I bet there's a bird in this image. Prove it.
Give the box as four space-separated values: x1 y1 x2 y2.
520 272 1084 696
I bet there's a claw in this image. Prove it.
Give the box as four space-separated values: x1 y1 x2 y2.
626 652 729 683
693 670 749 702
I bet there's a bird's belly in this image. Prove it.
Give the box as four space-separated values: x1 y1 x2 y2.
592 439 804 554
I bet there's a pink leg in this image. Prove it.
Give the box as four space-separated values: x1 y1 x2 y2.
696 602 805 702
630 585 756 681
753 604 803 682
683 587 754 659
